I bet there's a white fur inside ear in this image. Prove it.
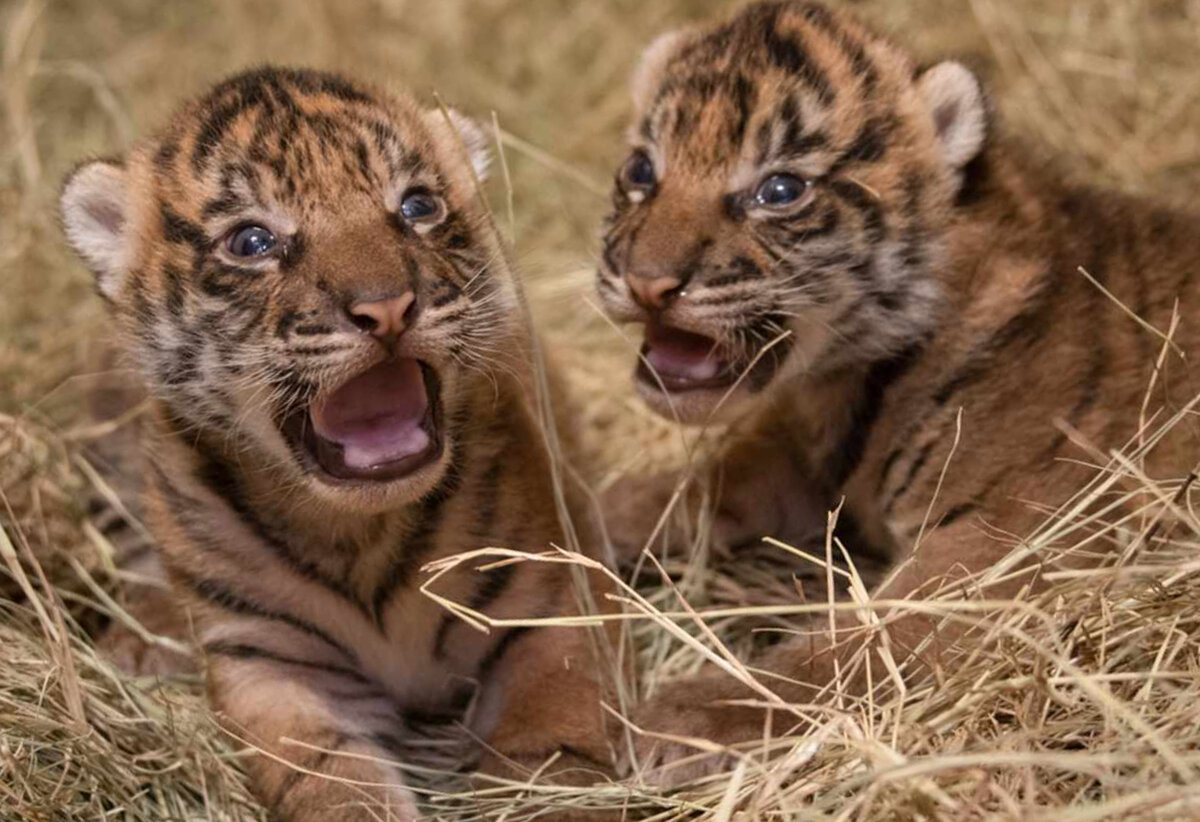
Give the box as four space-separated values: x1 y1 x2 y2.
439 108 491 182
631 28 690 112
917 61 987 170
60 161 129 300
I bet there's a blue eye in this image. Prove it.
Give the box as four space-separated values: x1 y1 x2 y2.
622 150 656 190
400 190 443 223
754 174 810 208
227 224 277 258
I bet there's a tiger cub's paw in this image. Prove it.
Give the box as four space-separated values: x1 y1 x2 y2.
261 734 421 822
623 678 771 788
99 585 195 676
475 745 622 822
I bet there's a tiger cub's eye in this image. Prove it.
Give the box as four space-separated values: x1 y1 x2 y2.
754 174 811 209
226 224 278 258
399 189 444 223
621 150 657 191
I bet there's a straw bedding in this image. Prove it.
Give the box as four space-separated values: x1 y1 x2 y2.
2 0 1199 819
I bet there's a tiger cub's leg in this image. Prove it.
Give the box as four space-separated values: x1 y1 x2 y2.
88 487 195 676
476 629 616 782
472 568 624 786
624 520 1024 785
98 566 195 676
206 641 418 821
603 432 829 567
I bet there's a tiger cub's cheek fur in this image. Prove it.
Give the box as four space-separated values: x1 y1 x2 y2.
597 0 989 423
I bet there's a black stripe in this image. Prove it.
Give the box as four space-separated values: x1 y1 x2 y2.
883 286 1053 509
372 732 405 759
938 501 978 528
800 2 879 95
728 72 757 147
371 453 464 628
431 449 514 658
176 568 354 661
286 345 347 357
191 444 370 619
272 731 349 810
827 179 884 241
786 131 829 157
323 685 392 701
883 437 936 514
931 289 1052 407
758 6 834 104
829 118 892 174
430 285 463 309
432 562 518 664
477 625 534 679
204 641 369 684
192 98 246 172
160 205 208 253
825 343 923 489
792 204 840 242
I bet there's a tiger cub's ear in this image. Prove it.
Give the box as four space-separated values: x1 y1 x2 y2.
916 61 987 172
426 107 491 182
60 160 130 301
631 29 691 113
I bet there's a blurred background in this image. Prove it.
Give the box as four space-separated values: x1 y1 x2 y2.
3 0 1200 431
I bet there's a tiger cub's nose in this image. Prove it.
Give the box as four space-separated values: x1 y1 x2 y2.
347 292 417 339
627 274 686 310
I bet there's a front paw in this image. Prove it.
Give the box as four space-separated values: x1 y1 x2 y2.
476 743 615 786
99 587 196 677
474 745 620 822
624 681 772 787
100 622 195 676
266 737 420 822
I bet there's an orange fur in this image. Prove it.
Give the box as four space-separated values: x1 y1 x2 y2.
597 1 1200 782
62 68 619 820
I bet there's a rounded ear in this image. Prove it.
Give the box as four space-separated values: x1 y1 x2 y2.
631 28 690 112
916 61 988 171
60 160 130 301
425 107 491 182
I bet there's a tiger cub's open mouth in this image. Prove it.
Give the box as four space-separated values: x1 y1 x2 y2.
636 318 738 392
283 358 443 483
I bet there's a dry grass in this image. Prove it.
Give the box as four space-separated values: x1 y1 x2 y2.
3 0 1200 820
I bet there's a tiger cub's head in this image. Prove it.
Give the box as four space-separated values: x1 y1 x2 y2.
597 0 988 423
62 68 513 512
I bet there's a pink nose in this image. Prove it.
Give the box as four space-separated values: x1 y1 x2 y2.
348 292 416 339
627 275 684 310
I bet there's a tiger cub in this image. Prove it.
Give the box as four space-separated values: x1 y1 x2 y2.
61 67 616 820
597 0 1200 780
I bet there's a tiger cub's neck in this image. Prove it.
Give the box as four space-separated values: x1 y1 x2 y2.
152 368 548 555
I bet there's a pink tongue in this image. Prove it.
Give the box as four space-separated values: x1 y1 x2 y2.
644 323 723 382
311 359 429 469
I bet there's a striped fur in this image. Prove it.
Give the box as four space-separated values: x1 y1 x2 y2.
62 68 615 820
598 1 1200 782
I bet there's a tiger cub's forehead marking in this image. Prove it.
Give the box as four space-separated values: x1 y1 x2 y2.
637 1 904 177
150 69 444 210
